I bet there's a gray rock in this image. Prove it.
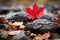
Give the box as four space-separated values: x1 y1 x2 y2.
21 36 32 40
12 31 26 40
5 12 27 20
0 31 8 39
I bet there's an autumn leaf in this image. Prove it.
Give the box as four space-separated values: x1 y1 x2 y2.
25 3 44 20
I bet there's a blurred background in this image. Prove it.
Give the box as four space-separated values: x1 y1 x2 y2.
0 0 60 15
0 0 60 6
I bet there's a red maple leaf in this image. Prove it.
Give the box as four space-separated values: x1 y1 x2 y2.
25 3 44 20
